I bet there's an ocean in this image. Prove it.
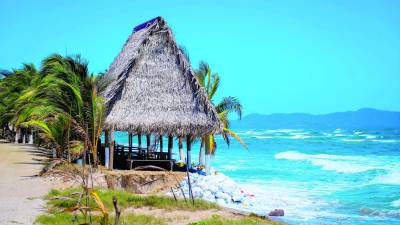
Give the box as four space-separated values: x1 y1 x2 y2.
112 128 400 225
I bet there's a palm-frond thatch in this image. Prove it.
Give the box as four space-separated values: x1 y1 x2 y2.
102 17 223 137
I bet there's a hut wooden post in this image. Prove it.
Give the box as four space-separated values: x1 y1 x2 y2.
178 137 184 161
168 135 173 160
128 132 132 160
105 130 109 167
185 135 194 204
146 134 151 157
159 135 163 152
109 127 114 170
138 134 142 155
186 136 192 169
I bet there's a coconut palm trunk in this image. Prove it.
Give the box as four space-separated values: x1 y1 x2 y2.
204 135 214 174
194 61 247 174
199 138 205 166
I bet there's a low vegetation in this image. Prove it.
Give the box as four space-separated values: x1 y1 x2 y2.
36 188 284 225
46 187 218 212
36 212 167 225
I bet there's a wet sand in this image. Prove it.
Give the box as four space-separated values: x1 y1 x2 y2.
0 140 51 225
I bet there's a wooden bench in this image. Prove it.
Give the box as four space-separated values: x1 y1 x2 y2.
127 159 175 171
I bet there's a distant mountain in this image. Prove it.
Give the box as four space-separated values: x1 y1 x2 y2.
231 108 400 129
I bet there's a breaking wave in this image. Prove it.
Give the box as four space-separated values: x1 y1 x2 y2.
275 151 376 173
372 170 400 186
392 199 400 208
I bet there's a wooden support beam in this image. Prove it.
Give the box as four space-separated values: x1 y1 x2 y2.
138 134 142 155
186 135 192 169
159 135 163 152
168 135 173 160
146 134 151 155
128 132 132 160
105 130 109 146
138 134 142 147
104 130 109 167
185 135 194 204
109 127 114 170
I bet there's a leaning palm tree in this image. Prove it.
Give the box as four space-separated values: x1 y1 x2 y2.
195 61 246 173
14 54 106 166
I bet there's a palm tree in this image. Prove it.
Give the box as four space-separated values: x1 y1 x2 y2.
14 54 106 166
0 64 40 142
195 61 246 173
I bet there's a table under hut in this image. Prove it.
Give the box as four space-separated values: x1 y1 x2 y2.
99 17 223 171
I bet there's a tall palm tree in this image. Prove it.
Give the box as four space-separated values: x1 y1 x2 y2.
195 61 246 173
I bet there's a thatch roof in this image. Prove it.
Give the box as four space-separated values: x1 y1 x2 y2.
102 17 223 137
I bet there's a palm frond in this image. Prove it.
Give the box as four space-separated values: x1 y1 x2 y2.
215 96 243 119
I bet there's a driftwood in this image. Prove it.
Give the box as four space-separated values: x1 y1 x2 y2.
39 159 66 176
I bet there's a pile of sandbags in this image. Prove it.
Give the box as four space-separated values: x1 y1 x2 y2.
172 173 253 207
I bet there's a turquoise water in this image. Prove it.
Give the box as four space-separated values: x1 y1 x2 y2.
112 129 400 225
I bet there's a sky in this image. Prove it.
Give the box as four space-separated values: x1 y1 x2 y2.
0 0 399 116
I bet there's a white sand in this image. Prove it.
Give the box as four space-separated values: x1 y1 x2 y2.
0 141 51 225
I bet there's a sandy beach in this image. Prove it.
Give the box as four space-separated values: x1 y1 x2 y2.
0 140 51 225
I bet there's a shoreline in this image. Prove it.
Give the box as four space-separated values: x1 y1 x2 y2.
171 171 287 223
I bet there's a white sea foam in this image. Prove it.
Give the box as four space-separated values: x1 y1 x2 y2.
288 134 311 139
310 159 374 173
342 139 365 142
219 165 240 171
322 132 334 137
254 135 273 139
364 135 377 139
275 151 375 173
269 129 300 133
238 182 328 220
372 170 400 185
333 129 343 133
392 199 400 208
372 139 399 143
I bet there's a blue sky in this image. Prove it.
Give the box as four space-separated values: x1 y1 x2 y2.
1 0 399 115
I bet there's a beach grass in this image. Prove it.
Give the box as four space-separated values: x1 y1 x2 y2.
46 187 218 212
35 212 167 225
37 187 285 225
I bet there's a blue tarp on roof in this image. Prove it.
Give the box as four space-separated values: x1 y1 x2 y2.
133 17 160 33
0 69 11 78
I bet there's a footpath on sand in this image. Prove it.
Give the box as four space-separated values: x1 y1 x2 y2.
0 140 51 225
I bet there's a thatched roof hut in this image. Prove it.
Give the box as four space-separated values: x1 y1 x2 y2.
102 17 223 137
